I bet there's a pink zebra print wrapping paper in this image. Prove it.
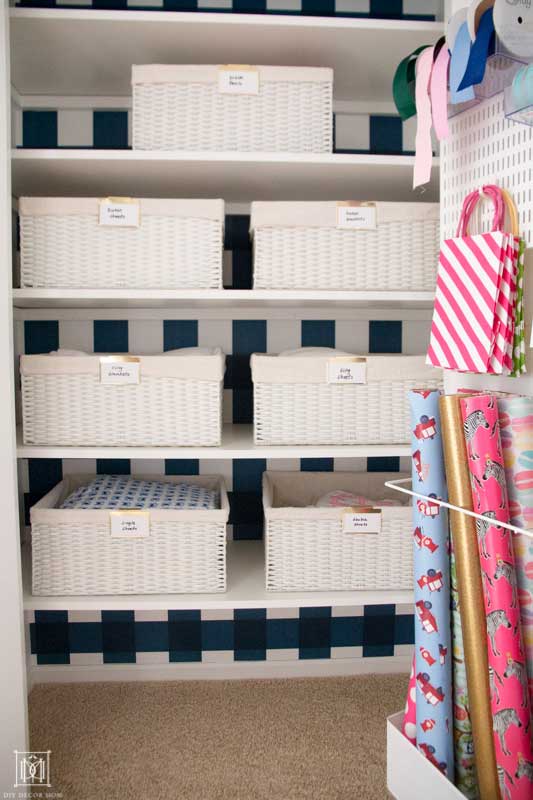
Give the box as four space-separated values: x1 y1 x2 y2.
461 394 533 800
402 655 417 745
498 396 533 709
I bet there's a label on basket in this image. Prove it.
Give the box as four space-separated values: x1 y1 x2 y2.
218 65 260 95
336 202 377 230
100 356 141 385
327 357 367 385
110 510 150 539
342 508 382 535
99 197 140 228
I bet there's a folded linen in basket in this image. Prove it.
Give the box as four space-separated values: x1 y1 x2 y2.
315 490 396 508
60 475 219 510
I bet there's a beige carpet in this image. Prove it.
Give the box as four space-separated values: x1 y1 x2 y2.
29 674 407 800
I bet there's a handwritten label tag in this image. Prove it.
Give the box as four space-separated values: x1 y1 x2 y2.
337 202 377 230
100 356 140 385
99 198 140 228
218 65 259 95
327 358 367 385
342 508 382 535
110 511 150 540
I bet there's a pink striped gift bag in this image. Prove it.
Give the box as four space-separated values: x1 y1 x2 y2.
427 185 519 375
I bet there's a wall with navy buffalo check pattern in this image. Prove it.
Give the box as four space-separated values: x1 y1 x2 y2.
14 106 419 156
15 1 440 21
26 605 415 665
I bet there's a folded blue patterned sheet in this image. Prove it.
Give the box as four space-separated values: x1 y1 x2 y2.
60 475 219 510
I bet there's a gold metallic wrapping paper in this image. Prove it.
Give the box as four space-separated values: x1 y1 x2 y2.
439 395 499 800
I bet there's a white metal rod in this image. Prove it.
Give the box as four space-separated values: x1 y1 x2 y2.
385 477 533 541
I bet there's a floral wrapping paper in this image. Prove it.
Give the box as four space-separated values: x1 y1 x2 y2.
410 389 454 779
461 394 533 800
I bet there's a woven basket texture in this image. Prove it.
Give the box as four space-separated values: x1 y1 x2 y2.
21 214 223 289
254 379 443 445
265 515 412 591
32 520 227 595
22 375 222 447
253 220 439 290
132 81 332 152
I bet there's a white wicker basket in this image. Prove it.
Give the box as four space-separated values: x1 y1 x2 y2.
132 65 333 153
31 475 229 595
264 471 413 591
19 197 224 289
251 201 440 291
21 349 225 447
251 350 442 445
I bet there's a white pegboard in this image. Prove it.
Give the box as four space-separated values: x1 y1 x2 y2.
442 93 533 245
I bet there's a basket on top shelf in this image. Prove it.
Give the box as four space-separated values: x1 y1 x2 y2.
19 197 225 290
263 471 413 592
251 201 440 291
251 348 442 446
20 348 225 447
132 65 333 153
31 475 229 595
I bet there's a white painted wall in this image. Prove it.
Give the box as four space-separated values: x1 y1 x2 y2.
0 1 29 793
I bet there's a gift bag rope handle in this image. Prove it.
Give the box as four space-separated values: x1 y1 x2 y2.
457 185 520 237
456 184 503 237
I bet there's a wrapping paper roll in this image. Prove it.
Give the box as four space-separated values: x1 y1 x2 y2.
440 395 498 800
451 548 478 799
403 655 417 745
499 396 533 706
410 390 454 779
461 395 533 800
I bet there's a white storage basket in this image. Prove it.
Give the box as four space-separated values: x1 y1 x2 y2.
132 65 333 153
251 350 442 445
21 349 225 447
263 471 413 591
251 201 440 291
19 197 225 289
31 475 229 595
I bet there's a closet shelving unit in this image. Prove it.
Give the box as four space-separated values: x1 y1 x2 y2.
1 3 445 773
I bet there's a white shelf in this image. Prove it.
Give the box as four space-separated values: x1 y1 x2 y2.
23 540 413 611
10 8 443 104
12 288 435 311
11 150 439 203
17 424 411 460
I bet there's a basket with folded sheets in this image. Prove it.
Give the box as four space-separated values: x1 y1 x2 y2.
31 475 229 595
251 201 439 291
251 347 443 445
20 347 225 447
263 471 413 591
132 64 333 153
19 197 225 289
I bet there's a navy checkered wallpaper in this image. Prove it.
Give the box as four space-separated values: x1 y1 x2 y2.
18 109 415 155
16 1 438 20
27 605 414 665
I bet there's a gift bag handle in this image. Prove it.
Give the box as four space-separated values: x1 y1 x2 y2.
456 185 504 237
501 188 520 237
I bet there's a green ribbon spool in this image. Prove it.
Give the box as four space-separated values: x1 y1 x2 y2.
392 45 430 121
